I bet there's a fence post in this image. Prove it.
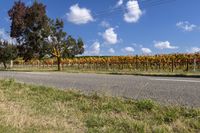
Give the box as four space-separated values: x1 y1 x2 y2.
186 59 189 72
136 55 138 70
146 59 148 71
194 58 196 72
171 59 174 72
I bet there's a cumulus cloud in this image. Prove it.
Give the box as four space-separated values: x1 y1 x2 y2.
86 41 101 55
66 4 94 25
102 28 118 44
100 21 110 28
176 21 197 32
190 47 200 53
141 48 152 54
154 41 178 49
122 47 135 53
115 0 123 7
0 28 16 44
108 48 115 54
124 0 143 23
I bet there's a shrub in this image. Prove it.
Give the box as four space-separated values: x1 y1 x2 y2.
136 99 155 111
163 109 178 123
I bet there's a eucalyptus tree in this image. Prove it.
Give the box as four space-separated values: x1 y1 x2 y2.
8 0 50 61
47 19 84 71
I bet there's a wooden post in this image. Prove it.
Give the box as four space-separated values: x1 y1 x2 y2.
146 59 148 71
186 59 189 72
171 59 174 72
194 58 196 72
136 55 138 70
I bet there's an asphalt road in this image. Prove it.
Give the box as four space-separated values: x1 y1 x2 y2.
0 71 200 107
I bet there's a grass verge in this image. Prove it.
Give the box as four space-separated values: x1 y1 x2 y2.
0 79 199 132
2 67 200 78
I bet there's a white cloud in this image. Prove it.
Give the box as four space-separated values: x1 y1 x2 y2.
87 41 101 55
124 0 143 23
115 0 123 7
102 28 118 44
154 41 178 49
0 28 16 44
122 47 135 53
100 21 110 28
66 4 94 25
176 21 197 32
131 43 137 47
141 48 152 54
190 47 200 53
108 48 115 54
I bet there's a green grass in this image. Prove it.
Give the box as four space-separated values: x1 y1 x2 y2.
2 66 200 78
0 79 199 132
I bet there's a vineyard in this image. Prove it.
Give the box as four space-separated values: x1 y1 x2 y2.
7 53 200 73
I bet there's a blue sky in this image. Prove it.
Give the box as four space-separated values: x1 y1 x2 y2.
0 0 200 56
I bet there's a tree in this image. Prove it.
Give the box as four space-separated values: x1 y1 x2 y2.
0 41 18 69
8 0 26 43
8 1 84 71
48 19 84 71
8 0 50 61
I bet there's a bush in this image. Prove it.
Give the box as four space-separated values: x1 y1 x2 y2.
136 99 155 111
163 109 178 123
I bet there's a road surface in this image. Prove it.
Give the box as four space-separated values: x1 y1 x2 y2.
0 71 200 107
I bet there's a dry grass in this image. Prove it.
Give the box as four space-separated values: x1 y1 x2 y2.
0 79 199 133
2 66 200 77
0 80 85 133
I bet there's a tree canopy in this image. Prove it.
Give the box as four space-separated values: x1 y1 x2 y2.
9 0 50 61
0 41 18 69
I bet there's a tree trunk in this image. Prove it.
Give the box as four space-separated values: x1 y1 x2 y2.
3 62 7 69
57 57 62 71
10 60 13 68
